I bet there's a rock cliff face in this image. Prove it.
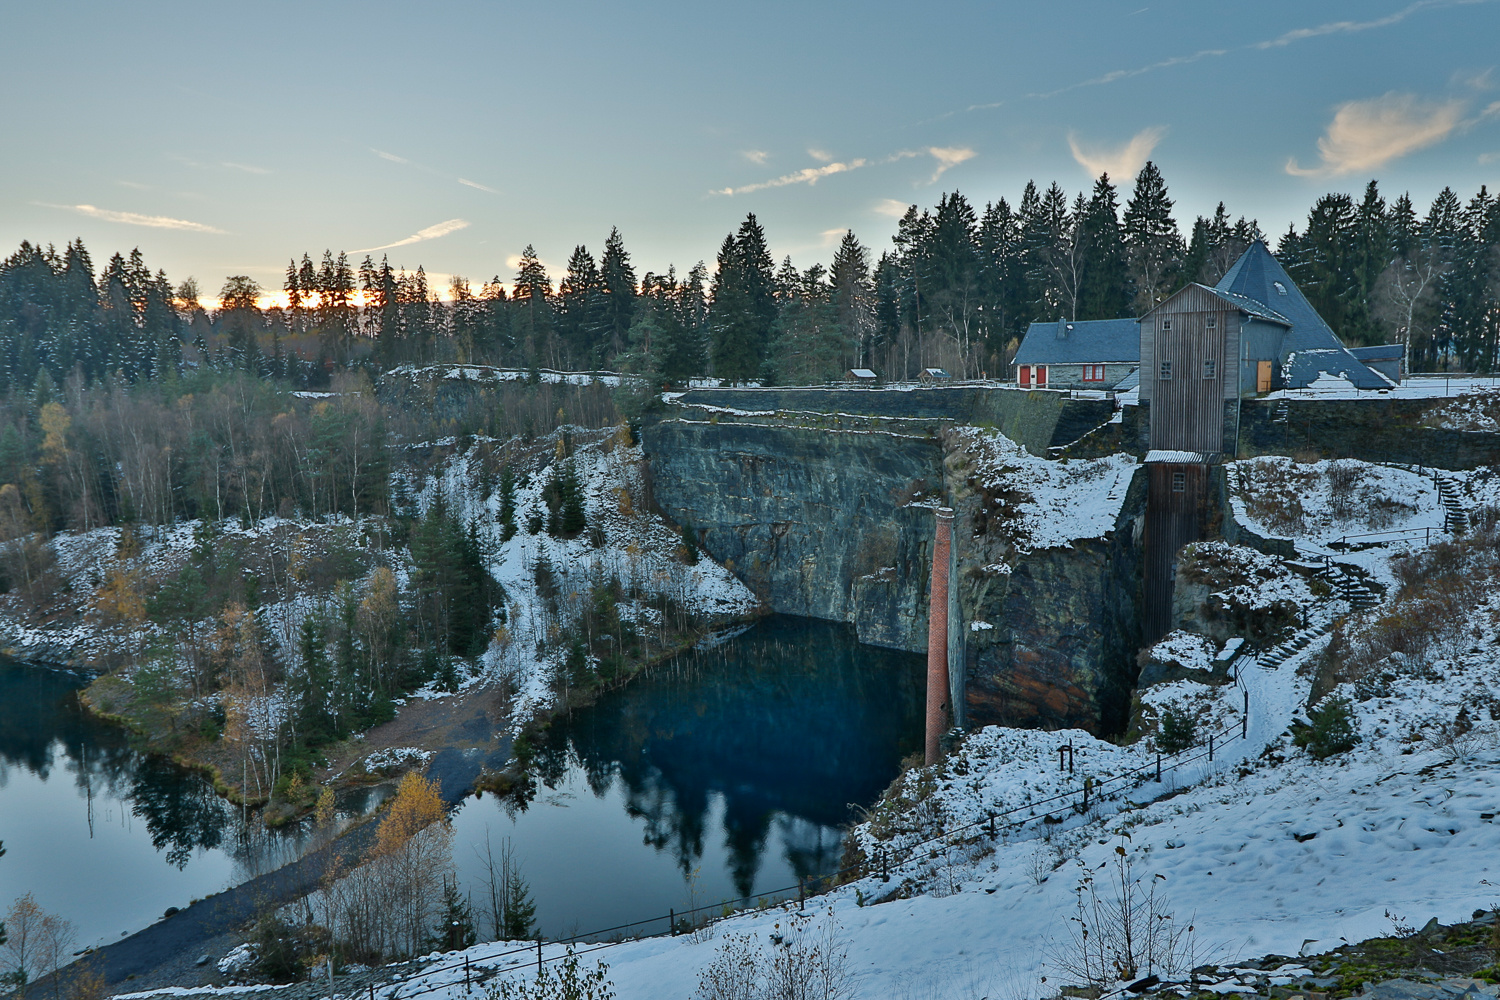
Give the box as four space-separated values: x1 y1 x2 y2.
939 431 1147 735
642 411 1150 734
641 418 945 652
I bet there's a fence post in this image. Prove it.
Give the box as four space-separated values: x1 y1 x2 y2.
798 877 806 911
987 811 996 838
881 848 890 882
537 939 542 975
1155 751 1161 781
670 908 676 936
1242 691 1249 739
465 958 471 991
1208 734 1214 761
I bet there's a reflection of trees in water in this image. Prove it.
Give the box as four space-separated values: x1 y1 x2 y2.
536 617 923 900
0 660 279 872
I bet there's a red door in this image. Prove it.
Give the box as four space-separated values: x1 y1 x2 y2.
1036 366 1048 387
1019 365 1031 387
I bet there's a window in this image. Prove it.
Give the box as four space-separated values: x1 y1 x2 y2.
1172 471 1186 492
1159 360 1172 380
1082 364 1105 382
1161 319 1172 331
1206 316 1217 329
1203 358 1217 379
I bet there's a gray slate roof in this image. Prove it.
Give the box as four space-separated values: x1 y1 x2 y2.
1014 318 1140 366
1349 345 1404 362
1214 241 1388 390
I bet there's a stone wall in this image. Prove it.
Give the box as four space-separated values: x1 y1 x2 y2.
675 386 1114 455
1237 398 1500 470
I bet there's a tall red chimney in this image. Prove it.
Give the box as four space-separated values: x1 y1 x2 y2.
926 506 954 765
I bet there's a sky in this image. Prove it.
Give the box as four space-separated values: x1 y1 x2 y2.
3 0 1499 301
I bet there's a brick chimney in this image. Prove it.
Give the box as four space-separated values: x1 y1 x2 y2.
926 507 954 765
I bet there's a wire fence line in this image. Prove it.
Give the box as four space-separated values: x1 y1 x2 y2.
331 718 1253 1000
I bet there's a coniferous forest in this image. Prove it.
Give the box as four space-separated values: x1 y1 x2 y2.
4 166 1500 401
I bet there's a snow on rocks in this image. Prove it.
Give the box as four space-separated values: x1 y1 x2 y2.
952 426 1137 553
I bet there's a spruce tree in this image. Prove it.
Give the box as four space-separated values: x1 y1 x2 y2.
1077 174 1132 319
599 227 637 361
708 214 776 382
498 465 518 541
1123 161 1184 311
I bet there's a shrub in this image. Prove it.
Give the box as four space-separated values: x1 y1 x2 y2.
1292 697 1360 759
1157 709 1197 755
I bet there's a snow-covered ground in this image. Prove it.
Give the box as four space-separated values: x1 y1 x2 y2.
953 426 1138 553
405 427 758 723
153 609 1498 1000
1228 457 1447 587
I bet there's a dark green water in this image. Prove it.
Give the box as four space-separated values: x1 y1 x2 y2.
449 615 925 938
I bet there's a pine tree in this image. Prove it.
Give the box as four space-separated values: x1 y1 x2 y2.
498 465 518 541
1123 161 1184 311
1077 174 1133 319
708 214 776 382
557 245 603 366
599 227 637 361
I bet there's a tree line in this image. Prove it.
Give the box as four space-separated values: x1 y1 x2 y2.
3 167 1499 391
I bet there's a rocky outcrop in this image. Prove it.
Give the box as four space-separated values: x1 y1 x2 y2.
941 431 1147 734
641 418 944 651
642 405 1150 735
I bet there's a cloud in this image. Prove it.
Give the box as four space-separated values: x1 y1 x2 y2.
357 218 469 252
1067 126 1167 180
808 148 834 163
714 159 869 196
926 146 976 183
458 177 498 193
947 0 1489 120
44 203 225 233
1255 0 1485 49
1480 151 1500 163
221 161 269 175
740 150 769 165
874 198 912 218
373 149 409 164
1286 93 1465 176
820 227 850 247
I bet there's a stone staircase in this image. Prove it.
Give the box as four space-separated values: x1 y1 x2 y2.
1272 399 1290 424
1434 472 1470 534
1253 560 1382 669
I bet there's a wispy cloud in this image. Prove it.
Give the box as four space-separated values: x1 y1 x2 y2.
1067 126 1167 180
221 161 269 175
1286 93 1465 176
715 147 970 196
357 218 469 253
714 159 869 196
1255 0 1484 48
373 149 409 164
458 177 498 194
819 227 850 247
116 180 150 191
1480 151 1500 163
42 203 225 233
926 146 975 183
741 150 769 165
948 0 1491 118
808 148 834 163
874 198 912 218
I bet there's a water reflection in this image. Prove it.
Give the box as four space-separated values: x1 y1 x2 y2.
457 616 923 930
0 659 369 946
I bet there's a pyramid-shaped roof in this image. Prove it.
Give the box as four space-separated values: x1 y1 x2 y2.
1214 241 1389 389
